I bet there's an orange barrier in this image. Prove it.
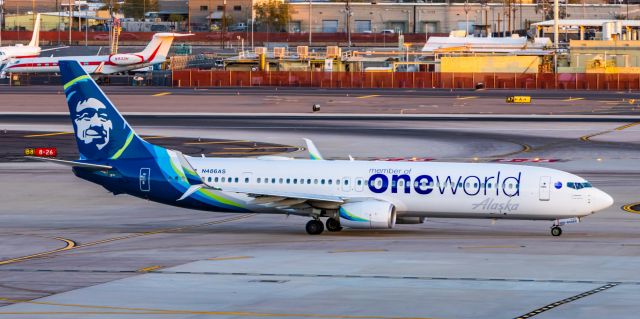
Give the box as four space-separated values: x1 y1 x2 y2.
172 70 640 90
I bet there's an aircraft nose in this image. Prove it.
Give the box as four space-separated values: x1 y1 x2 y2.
592 188 614 212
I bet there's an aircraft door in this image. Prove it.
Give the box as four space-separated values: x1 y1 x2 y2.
140 168 151 192
539 176 550 201
342 177 351 192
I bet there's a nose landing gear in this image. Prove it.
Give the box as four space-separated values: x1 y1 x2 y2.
550 217 580 236
550 226 563 237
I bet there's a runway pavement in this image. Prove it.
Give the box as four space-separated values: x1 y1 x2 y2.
0 116 639 319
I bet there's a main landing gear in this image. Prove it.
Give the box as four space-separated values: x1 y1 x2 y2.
306 219 324 235
550 226 563 237
306 218 342 235
325 218 343 232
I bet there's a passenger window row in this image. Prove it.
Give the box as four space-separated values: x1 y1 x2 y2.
204 176 361 186
379 180 519 189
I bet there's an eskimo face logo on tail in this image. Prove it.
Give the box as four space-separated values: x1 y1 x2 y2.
73 98 113 150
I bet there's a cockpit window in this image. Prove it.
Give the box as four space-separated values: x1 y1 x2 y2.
567 182 592 190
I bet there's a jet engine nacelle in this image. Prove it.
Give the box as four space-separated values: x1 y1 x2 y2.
109 54 144 65
339 201 396 229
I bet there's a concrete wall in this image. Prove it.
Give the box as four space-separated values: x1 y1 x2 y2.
188 0 255 27
289 3 640 34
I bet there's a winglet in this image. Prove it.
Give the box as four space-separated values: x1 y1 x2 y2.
303 138 324 160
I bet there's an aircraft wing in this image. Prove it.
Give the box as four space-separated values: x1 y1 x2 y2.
216 186 344 204
40 46 69 52
178 182 349 210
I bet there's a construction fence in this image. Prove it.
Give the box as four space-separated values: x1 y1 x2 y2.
172 70 640 90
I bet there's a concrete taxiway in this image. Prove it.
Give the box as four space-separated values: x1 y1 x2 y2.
1 86 640 115
1 115 640 319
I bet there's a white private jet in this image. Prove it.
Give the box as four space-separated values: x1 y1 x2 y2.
0 14 43 65
30 60 614 236
1 32 190 77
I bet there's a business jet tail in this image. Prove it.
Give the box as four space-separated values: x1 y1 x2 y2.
28 14 41 47
138 33 192 63
59 60 151 161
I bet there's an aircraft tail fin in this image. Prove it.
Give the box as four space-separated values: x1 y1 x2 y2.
59 60 150 161
28 14 40 47
138 33 192 63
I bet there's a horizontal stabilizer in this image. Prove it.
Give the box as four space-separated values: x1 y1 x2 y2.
25 156 111 170
177 184 204 201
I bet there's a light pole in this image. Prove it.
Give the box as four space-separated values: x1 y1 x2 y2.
208 0 212 31
553 0 559 72
85 3 89 46
68 0 73 45
463 0 470 36
308 0 312 46
221 0 227 49
345 0 351 47
0 0 4 46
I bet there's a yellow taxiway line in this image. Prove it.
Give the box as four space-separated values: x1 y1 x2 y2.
329 249 387 253
0 237 76 265
0 214 255 266
563 97 584 102
23 132 72 138
137 265 162 273
0 297 441 318
622 203 640 214
615 122 640 131
152 92 172 97
184 140 251 145
356 94 380 99
580 121 640 141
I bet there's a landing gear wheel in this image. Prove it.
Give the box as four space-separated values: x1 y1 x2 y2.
325 218 343 232
551 226 563 237
306 219 324 235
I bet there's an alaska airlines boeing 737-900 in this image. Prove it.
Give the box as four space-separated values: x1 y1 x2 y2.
29 61 614 236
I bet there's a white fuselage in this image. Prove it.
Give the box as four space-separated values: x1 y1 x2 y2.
0 45 41 69
188 157 612 220
2 55 160 75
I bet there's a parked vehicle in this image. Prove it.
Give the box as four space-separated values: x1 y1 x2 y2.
228 23 248 32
